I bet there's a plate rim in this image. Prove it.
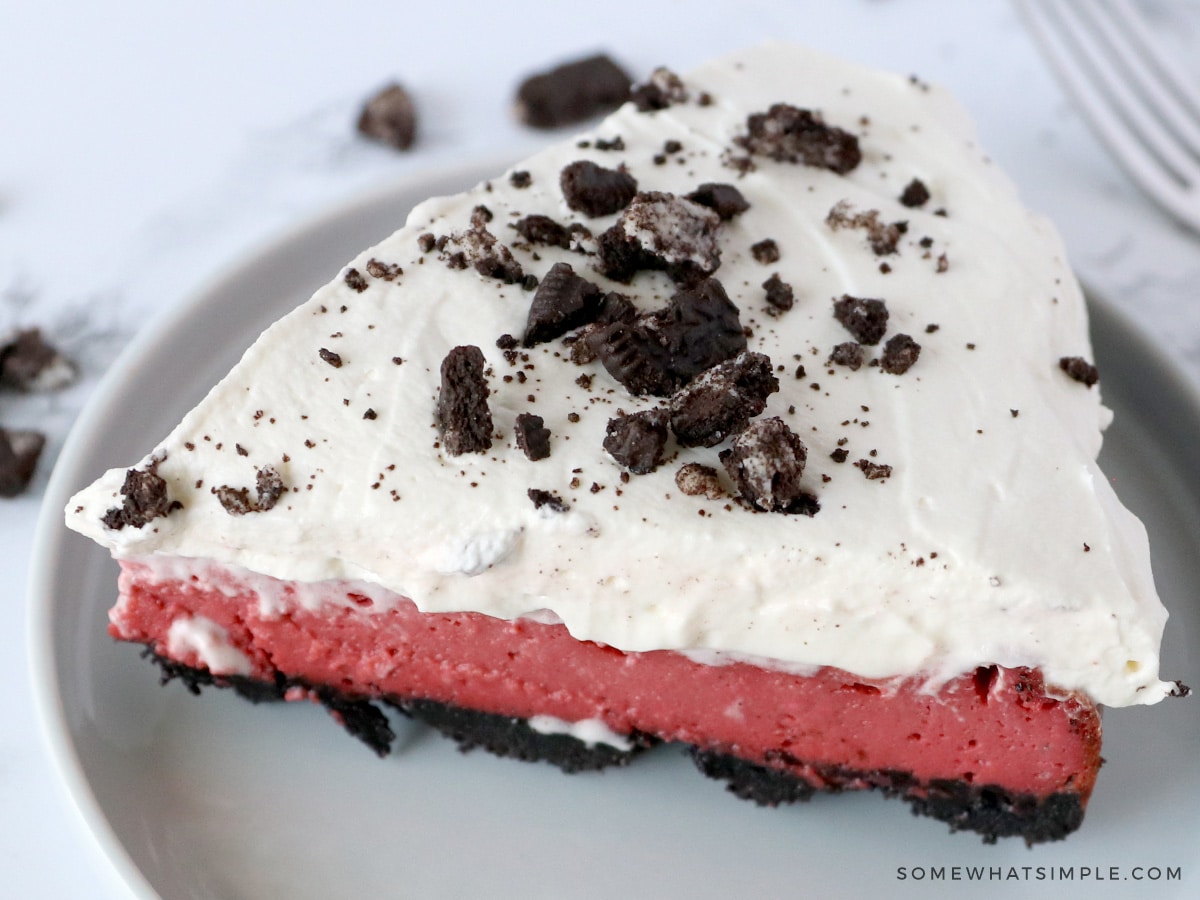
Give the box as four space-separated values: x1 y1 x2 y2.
26 159 1200 898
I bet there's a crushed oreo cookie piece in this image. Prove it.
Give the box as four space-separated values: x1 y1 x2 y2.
560 160 638 217
344 268 368 293
735 104 861 174
595 191 722 285
523 262 604 347
750 239 780 264
675 462 725 499
0 427 45 497
528 487 569 513
357 82 417 151
1059 356 1099 387
720 416 814 513
437 345 493 455
669 351 779 448
762 273 795 315
880 333 921 374
513 214 572 249
685 183 750 220
319 348 343 368
830 447 849 463
833 295 889 345
829 342 865 371
365 258 403 281
592 225 644 284
102 464 177 529
514 54 632 128
213 465 286 516
587 278 746 395
510 170 532 188
630 67 689 112
900 178 931 208
855 458 893 480
255 466 285 510
0 328 76 392
440 218 525 284
514 413 552 461
602 408 669 474
826 200 904 255
213 485 254 515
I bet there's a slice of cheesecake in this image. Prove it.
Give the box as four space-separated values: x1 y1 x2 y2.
66 43 1180 843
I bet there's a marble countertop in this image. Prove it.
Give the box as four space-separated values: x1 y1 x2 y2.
4 1 1198 896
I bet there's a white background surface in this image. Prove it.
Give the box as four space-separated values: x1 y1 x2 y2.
3 1 1199 897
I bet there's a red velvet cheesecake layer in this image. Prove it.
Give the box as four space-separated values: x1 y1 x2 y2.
111 559 1101 804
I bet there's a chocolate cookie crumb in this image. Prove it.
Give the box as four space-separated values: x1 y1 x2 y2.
255 466 285 511
630 67 689 112
826 201 904 255
515 413 552 461
854 458 893 480
1059 356 1099 387
514 54 632 129
880 334 921 374
344 268 368 293
528 487 569 512
365 258 403 281
213 485 254 515
675 462 725 499
560 160 638 217
833 295 889 345
603 408 669 474
0 328 76 392
685 183 750 220
750 239 780 264
319 348 343 368
829 342 865 371
830 447 849 463
357 83 417 151
669 350 779 448
102 464 176 529
720 416 814 513
524 262 604 347
513 214 572 249
363 408 378 420
0 427 45 497
735 104 861 174
213 465 285 516
900 178 931 208
437 345 493 455
417 233 437 253
763 274 795 315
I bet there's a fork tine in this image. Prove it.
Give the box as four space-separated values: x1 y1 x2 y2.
1078 0 1200 161
1037 1 1199 185
1018 0 1200 232
1105 0 1200 124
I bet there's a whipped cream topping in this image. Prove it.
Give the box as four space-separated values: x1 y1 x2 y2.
67 44 1173 708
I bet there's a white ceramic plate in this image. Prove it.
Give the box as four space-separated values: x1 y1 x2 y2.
30 161 1200 899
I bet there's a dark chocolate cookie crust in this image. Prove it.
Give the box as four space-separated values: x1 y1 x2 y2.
143 649 1086 845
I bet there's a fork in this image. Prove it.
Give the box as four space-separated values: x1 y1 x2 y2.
1016 0 1200 233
